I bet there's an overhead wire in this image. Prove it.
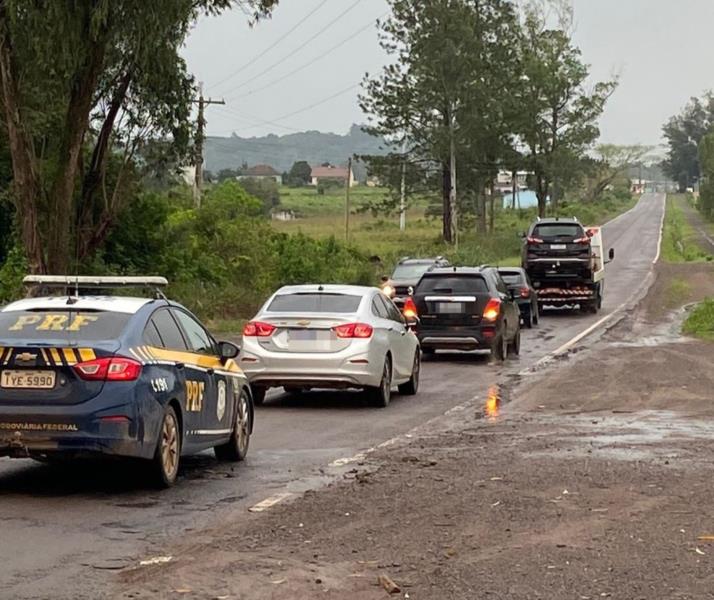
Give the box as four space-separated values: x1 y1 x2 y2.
227 13 386 101
208 0 330 90
219 0 363 96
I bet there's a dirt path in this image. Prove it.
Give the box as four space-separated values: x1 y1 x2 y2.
679 195 714 255
116 262 714 600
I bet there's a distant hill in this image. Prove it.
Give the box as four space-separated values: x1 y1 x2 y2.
204 124 389 179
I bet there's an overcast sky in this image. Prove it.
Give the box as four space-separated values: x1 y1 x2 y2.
182 0 714 148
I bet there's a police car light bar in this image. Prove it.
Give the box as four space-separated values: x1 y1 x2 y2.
23 275 169 288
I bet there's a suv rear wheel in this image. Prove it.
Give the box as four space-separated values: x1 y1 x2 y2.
491 329 508 362
508 328 521 357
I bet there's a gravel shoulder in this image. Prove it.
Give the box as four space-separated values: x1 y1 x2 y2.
117 261 714 600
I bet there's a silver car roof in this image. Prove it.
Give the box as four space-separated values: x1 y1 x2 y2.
273 284 378 296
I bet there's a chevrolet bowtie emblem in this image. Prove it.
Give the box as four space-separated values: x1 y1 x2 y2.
297 320 311 327
16 352 38 362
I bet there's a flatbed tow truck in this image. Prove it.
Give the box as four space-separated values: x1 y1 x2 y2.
522 219 614 314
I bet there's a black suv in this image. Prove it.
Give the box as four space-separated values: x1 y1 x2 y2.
521 218 592 280
497 267 539 328
383 256 451 307
411 267 521 360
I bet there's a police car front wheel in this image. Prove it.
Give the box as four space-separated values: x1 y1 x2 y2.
214 388 252 462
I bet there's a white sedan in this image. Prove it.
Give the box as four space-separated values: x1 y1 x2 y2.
239 285 421 407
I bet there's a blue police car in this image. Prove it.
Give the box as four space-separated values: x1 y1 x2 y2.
0 276 254 487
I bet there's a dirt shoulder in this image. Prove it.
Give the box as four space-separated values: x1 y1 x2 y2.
117 263 714 600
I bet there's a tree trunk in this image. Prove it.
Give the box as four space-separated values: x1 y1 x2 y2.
76 71 131 261
0 4 44 273
535 171 548 218
449 130 457 246
442 163 453 244
488 179 495 234
477 184 487 234
46 20 109 274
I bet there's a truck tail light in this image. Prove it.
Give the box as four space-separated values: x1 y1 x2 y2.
403 297 418 319
333 323 374 339
483 298 501 322
74 357 142 381
243 321 276 337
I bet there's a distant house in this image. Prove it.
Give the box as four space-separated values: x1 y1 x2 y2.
237 164 283 185
494 170 529 194
310 164 356 187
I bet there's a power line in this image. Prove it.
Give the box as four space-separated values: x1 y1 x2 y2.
219 0 362 97
209 0 330 90
228 14 385 101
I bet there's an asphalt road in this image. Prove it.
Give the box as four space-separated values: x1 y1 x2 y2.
0 193 665 599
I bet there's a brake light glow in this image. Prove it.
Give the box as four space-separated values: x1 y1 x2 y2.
483 298 501 322
519 287 530 299
243 321 276 337
333 323 374 339
74 357 142 381
403 297 418 320
526 236 544 244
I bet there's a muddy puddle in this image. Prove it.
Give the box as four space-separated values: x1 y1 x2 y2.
611 304 694 348
522 410 714 464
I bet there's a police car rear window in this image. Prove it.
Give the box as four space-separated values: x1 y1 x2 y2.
0 310 130 340
418 276 488 294
267 293 362 313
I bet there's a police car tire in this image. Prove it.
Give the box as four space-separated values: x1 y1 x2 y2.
215 388 251 462
151 405 181 488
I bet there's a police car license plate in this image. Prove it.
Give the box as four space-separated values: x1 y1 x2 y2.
1 370 56 389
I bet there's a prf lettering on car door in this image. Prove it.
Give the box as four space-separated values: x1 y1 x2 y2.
185 380 205 412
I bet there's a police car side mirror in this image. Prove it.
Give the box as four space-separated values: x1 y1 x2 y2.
219 341 240 360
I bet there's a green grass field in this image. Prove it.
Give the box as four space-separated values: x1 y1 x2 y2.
661 194 713 263
273 185 638 273
683 298 714 340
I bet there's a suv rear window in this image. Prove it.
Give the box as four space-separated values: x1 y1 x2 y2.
533 223 584 238
0 310 130 340
267 293 362 313
418 276 488 294
499 272 523 285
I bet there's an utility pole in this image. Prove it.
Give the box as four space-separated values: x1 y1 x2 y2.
192 83 225 208
345 157 352 243
399 139 407 231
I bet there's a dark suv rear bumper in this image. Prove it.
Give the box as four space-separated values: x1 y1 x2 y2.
417 326 496 351
525 256 592 280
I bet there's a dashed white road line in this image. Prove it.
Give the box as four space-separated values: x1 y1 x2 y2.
248 492 294 513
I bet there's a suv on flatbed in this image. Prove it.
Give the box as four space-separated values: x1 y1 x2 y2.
411 267 521 360
521 218 593 281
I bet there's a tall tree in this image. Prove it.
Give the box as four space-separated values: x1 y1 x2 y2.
0 0 277 274
662 93 714 192
360 0 520 244
515 10 616 217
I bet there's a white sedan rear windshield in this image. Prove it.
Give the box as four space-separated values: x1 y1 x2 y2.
268 293 362 313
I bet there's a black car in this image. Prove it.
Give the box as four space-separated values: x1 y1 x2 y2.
411 267 521 360
382 256 451 307
497 267 539 328
521 218 593 280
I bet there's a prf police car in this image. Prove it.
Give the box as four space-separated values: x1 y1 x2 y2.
0 276 254 487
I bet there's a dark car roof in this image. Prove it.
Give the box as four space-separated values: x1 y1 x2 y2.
533 217 580 225
426 266 485 275
398 257 447 265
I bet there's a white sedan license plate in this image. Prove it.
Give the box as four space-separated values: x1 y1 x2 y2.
550 244 567 250
1 370 56 389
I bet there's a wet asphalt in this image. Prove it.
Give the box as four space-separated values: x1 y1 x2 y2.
0 193 665 599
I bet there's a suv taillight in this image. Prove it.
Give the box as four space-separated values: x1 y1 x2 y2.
483 298 501 322
243 321 276 337
526 236 544 244
333 323 374 339
403 297 418 319
74 357 142 382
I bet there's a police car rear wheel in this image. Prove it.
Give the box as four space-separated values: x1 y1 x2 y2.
152 406 180 488
214 388 251 462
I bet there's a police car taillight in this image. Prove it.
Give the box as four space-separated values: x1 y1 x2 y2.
74 357 142 381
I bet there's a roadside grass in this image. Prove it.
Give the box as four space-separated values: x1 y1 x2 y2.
683 298 714 340
661 195 713 263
